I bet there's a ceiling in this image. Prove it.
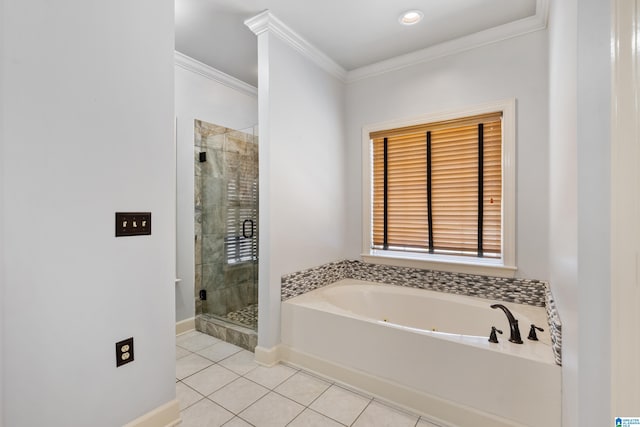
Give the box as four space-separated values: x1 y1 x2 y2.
175 0 538 87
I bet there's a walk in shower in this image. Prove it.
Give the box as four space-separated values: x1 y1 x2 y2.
194 120 258 340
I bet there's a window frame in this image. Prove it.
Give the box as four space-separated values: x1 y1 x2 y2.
361 98 517 278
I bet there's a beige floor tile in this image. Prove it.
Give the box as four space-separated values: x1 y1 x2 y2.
244 364 297 389
197 341 243 362
219 350 259 375
209 377 269 414
180 398 234 427
177 331 221 352
309 385 370 426
352 401 418 427
176 381 204 411
182 364 239 396
175 339 433 427
176 330 201 344
239 392 304 426
417 418 443 426
287 408 345 427
176 353 214 380
222 417 253 426
176 346 191 360
274 371 331 406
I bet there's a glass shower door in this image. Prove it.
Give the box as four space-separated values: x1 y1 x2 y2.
195 121 258 331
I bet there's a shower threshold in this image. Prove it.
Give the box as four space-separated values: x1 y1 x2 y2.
196 312 257 352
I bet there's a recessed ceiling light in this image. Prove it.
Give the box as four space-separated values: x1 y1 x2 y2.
399 10 424 26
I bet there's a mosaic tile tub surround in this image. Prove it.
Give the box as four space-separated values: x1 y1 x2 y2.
282 260 563 365
545 288 563 365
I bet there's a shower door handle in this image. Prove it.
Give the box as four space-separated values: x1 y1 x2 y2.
242 219 254 239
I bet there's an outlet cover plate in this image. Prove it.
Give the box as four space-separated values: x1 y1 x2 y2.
115 212 151 237
116 337 134 367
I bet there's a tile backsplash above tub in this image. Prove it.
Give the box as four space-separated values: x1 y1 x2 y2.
281 260 562 365
282 260 545 305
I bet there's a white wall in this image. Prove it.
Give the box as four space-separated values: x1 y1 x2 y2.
257 32 347 348
576 0 611 423
174 58 258 323
0 0 5 422
611 0 640 414
549 0 612 424
548 1 579 425
1 1 176 425
346 30 550 281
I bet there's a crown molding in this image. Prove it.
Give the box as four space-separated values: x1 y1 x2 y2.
346 0 549 83
243 1 548 85
245 10 348 82
174 51 257 98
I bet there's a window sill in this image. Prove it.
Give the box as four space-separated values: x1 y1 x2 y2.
361 251 517 278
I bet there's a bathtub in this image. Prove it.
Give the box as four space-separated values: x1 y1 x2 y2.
280 279 561 427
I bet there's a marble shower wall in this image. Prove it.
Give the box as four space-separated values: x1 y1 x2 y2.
194 120 258 320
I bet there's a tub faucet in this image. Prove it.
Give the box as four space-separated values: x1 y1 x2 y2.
490 304 523 344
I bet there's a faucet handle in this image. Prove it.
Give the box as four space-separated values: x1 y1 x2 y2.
527 324 544 341
488 326 503 343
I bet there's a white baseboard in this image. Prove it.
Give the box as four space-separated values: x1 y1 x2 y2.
254 344 281 366
279 346 524 427
123 399 181 427
176 317 195 336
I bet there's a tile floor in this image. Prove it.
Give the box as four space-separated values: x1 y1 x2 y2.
176 331 443 427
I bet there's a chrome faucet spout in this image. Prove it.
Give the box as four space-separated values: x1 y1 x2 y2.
490 304 523 344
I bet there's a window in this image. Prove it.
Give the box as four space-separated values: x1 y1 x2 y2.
362 99 516 276
225 175 258 265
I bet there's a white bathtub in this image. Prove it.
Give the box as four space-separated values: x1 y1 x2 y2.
280 279 561 427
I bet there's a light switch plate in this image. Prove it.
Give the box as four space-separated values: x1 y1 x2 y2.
115 212 151 237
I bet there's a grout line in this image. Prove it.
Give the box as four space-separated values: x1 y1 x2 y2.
239 367 298 391
284 408 306 426
304 407 349 426
175 380 206 412
202 397 244 422
269 380 330 411
303 381 334 409
194 345 244 364
203 395 241 417
349 399 372 426
221 416 256 427
175 355 216 381
305 385 360 426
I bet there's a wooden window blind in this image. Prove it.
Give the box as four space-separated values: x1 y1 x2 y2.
371 112 502 258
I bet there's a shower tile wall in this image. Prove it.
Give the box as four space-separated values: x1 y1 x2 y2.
194 120 258 324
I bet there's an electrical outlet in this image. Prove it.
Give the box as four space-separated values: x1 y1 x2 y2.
115 337 134 367
115 212 151 237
